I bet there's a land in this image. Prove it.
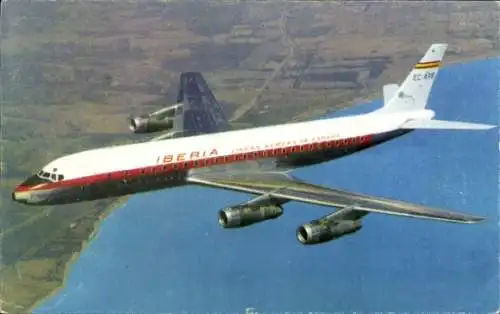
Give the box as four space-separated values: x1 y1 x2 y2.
0 1 498 313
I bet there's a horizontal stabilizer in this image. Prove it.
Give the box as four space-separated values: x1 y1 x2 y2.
401 119 496 130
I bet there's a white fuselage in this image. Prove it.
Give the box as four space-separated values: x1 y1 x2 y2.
12 110 417 205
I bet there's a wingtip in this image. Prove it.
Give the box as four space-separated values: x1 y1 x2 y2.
467 124 497 130
474 124 497 130
484 124 498 130
464 215 487 224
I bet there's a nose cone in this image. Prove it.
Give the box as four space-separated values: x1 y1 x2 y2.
13 174 52 205
11 188 27 204
12 184 32 204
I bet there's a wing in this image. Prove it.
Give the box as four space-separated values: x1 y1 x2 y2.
151 72 230 141
176 72 230 135
187 171 484 224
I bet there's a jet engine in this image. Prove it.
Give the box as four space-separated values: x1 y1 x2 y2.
296 215 362 245
128 104 182 133
218 204 284 228
128 115 174 133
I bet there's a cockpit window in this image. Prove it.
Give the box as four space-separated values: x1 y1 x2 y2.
35 169 65 182
21 175 50 187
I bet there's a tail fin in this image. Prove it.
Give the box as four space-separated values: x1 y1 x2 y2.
381 43 448 113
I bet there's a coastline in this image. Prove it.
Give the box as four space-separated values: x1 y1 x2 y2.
26 196 130 313
22 54 500 311
2 0 497 312
24 54 499 313
23 100 326 313
20 94 387 313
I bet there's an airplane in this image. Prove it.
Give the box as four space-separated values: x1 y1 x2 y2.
12 43 496 245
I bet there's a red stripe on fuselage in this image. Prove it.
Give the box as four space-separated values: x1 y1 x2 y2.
16 135 374 192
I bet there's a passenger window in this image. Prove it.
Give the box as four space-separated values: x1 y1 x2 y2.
51 174 57 180
42 172 50 178
57 174 64 181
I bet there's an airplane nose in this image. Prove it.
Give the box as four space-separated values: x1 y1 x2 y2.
12 190 28 203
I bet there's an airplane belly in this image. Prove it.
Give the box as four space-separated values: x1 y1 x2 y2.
277 129 412 169
84 170 189 202
28 170 189 205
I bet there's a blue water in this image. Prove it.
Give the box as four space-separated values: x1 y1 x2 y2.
35 58 499 313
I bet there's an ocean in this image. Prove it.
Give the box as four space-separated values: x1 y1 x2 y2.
35 58 499 313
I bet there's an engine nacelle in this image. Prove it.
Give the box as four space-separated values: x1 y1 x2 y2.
129 115 174 133
218 204 284 228
296 219 362 245
128 104 182 133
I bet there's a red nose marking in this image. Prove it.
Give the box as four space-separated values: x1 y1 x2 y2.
15 185 30 192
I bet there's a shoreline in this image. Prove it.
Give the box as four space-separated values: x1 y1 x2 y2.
24 54 498 314
26 196 130 313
